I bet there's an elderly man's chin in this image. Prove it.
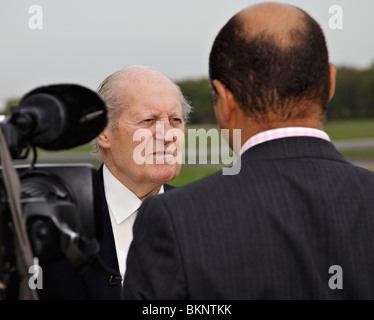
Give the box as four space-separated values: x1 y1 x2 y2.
148 162 181 184
143 153 181 182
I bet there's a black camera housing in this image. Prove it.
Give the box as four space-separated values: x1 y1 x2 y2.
0 84 109 299
1 164 103 266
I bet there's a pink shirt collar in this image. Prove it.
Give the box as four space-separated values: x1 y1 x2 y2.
240 127 330 156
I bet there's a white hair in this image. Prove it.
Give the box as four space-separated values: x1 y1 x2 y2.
92 65 192 156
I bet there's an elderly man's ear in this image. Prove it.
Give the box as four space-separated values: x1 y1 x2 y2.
212 79 239 126
97 128 111 149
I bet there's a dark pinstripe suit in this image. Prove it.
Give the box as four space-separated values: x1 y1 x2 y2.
122 137 374 299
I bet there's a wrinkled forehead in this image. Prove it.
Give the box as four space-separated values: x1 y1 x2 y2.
120 76 183 117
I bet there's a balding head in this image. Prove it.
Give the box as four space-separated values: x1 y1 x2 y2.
237 3 306 48
209 2 331 124
109 66 174 95
95 65 191 197
97 65 192 130
93 65 192 156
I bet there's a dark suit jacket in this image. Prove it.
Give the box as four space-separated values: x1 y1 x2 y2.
38 165 175 300
122 137 374 300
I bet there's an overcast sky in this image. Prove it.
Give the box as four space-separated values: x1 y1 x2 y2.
1 0 373 107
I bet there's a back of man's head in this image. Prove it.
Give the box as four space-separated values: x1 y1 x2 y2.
209 2 331 124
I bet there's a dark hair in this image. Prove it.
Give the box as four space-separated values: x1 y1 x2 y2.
209 7 330 122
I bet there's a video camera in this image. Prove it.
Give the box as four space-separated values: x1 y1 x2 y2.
0 84 110 300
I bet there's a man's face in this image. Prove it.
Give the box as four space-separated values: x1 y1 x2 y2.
99 77 185 190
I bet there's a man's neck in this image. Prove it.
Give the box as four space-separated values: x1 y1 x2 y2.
240 117 325 150
103 163 162 201
137 185 162 201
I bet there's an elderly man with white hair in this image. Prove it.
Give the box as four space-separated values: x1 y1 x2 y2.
39 65 192 300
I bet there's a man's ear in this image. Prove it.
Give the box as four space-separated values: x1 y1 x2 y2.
329 63 336 101
213 80 237 123
96 127 111 149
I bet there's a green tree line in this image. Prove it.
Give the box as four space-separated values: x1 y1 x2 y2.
328 65 374 119
4 65 374 123
177 65 374 124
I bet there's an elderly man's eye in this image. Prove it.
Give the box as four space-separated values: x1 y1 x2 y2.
142 119 154 123
170 118 182 125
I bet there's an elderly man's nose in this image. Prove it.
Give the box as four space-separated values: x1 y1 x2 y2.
155 120 171 140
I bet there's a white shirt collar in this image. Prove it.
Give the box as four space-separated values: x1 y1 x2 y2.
103 165 164 225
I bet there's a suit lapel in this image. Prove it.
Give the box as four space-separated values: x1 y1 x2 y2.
164 183 176 191
81 165 121 299
81 166 176 299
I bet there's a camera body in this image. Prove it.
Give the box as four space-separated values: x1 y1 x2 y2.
0 84 108 300
16 164 103 262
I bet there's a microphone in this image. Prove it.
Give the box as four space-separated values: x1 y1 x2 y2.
9 84 107 151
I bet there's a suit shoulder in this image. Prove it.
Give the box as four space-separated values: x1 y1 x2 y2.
169 169 224 194
352 164 374 177
156 169 231 209
344 161 374 183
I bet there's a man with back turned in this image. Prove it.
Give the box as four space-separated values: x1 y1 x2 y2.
122 3 374 299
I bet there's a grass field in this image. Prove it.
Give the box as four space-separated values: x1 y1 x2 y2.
325 119 374 140
168 165 222 187
38 118 374 186
59 118 374 153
